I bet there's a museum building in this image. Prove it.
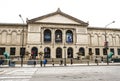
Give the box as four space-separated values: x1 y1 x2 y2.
0 9 120 60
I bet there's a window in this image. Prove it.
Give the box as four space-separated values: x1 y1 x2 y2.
117 49 120 55
55 30 62 43
110 48 114 55
44 29 51 42
0 47 5 55
95 48 100 55
66 30 73 43
103 48 107 55
89 48 92 53
88 48 93 55
10 47 16 55
20 48 26 56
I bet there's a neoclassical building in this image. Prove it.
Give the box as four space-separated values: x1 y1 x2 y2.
0 9 120 60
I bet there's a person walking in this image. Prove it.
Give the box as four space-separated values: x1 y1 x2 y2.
43 59 47 67
60 59 63 65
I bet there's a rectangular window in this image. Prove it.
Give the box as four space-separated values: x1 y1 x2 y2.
110 48 114 55
117 49 120 55
95 48 100 55
0 47 5 55
89 48 92 53
10 47 16 55
20 48 26 56
103 48 107 55
88 48 93 55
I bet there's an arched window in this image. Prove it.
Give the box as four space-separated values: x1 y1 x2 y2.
31 47 38 59
44 47 51 58
66 30 73 43
12 32 17 44
56 47 62 58
44 29 51 42
67 47 73 58
55 30 62 43
116 35 120 46
79 47 85 56
1 31 7 44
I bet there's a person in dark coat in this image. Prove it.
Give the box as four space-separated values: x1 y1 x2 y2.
43 59 47 67
60 59 63 65
0 57 4 65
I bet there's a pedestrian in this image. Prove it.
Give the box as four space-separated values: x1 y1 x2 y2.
43 59 47 67
33 60 36 67
60 59 63 65
40 60 42 67
0 57 4 66
95 58 98 65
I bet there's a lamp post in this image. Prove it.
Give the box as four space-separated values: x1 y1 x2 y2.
104 21 115 65
63 43 66 66
19 14 25 67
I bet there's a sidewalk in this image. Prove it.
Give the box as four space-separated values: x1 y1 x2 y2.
0 62 120 68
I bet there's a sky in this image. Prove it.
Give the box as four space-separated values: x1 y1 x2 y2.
0 0 120 28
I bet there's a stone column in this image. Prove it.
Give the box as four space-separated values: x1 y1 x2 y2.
63 29 66 58
51 28 55 58
52 29 55 48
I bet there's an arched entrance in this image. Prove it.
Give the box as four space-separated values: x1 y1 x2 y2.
56 47 62 58
79 47 85 56
67 47 73 58
44 47 51 58
31 47 38 59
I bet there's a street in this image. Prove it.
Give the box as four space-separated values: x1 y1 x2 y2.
0 65 120 81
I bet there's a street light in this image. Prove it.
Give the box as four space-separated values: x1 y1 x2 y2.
19 14 25 67
63 43 66 66
104 21 115 65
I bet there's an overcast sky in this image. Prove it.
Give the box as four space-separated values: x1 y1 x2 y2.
0 0 119 28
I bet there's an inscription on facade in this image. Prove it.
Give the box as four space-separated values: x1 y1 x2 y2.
76 28 86 33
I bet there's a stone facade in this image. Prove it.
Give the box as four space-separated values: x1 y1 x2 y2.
0 9 120 60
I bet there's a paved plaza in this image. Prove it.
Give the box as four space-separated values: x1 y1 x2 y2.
0 64 120 81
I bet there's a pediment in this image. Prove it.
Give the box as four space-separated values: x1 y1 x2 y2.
36 14 79 24
28 8 88 26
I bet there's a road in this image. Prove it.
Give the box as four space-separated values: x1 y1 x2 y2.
0 66 120 81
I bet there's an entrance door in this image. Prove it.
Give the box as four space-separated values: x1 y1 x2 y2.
31 47 38 59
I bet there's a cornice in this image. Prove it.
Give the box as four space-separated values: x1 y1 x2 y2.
28 22 88 27
88 27 120 31
0 23 27 26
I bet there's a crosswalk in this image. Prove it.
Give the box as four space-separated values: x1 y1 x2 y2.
0 68 37 81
